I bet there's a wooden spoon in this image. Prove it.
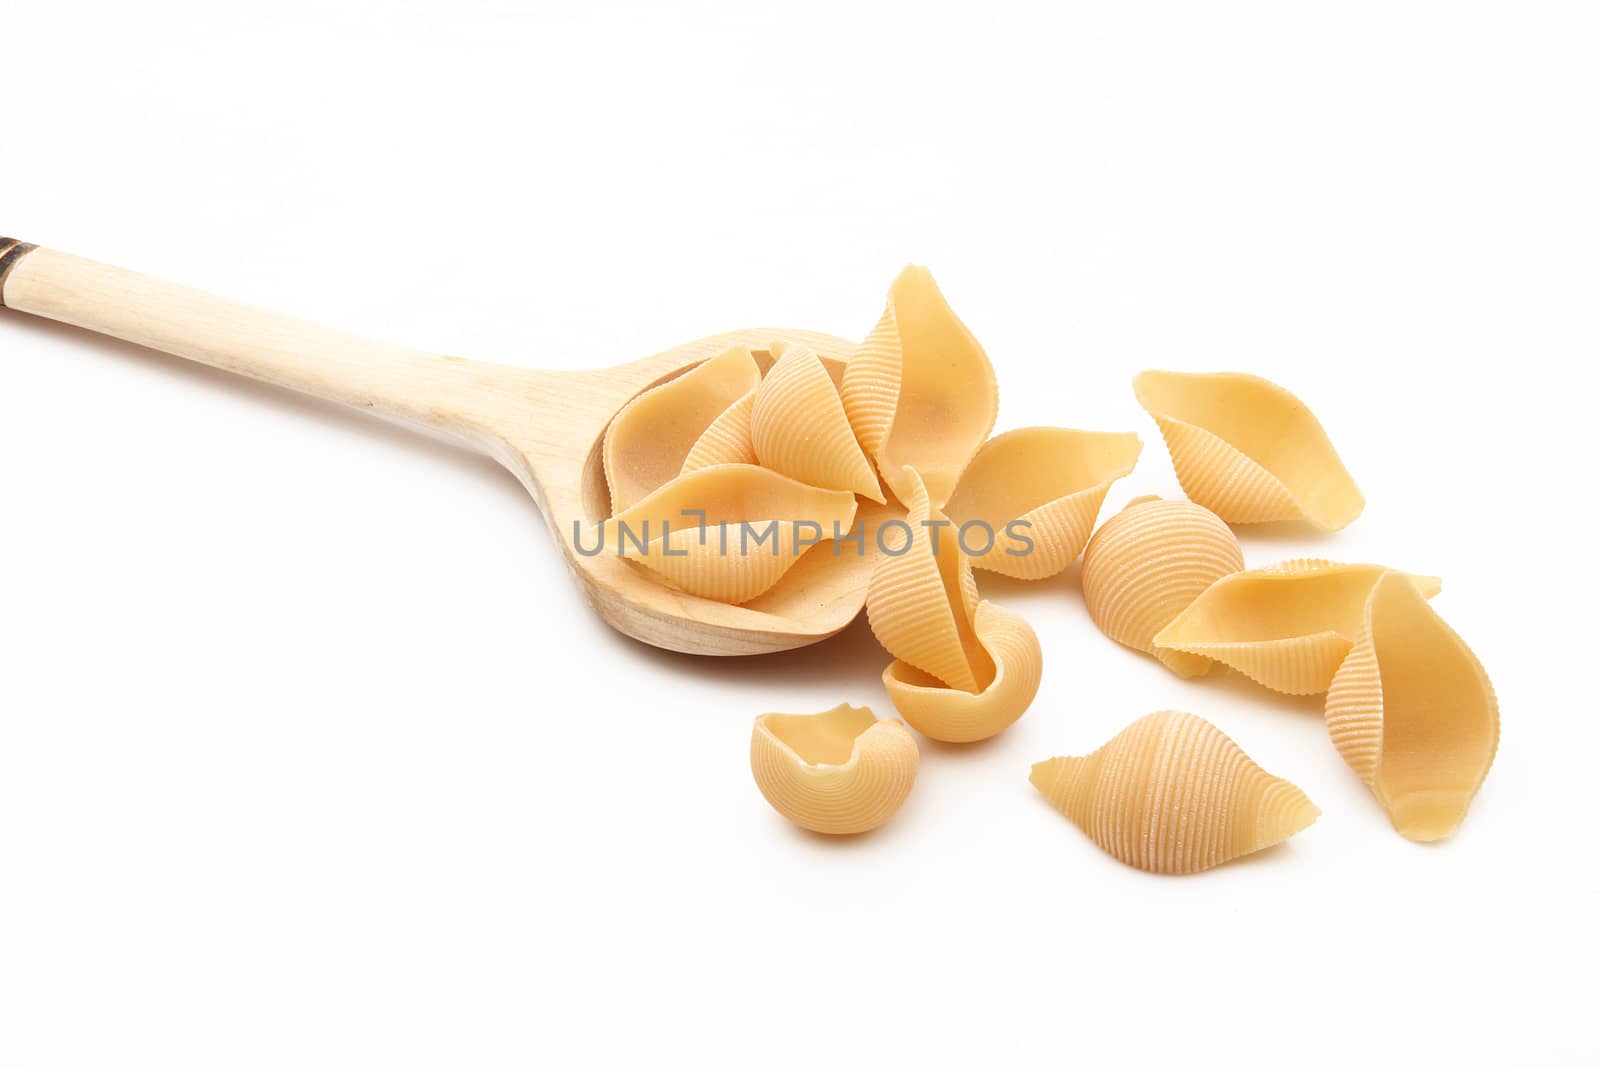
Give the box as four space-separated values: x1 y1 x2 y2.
0 239 885 655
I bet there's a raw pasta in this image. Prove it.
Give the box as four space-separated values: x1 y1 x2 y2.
1079 497 1244 677
882 600 1042 742
1325 572 1498 842
681 390 757 472
1133 370 1364 530
944 427 1143 579
1153 560 1443 695
750 703 919 834
1030 710 1320 874
751 342 884 501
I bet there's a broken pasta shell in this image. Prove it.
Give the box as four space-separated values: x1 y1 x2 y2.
751 704 919 834
681 390 757 473
1133 370 1364 530
1153 560 1443 695
866 468 992 693
600 464 857 604
1325 572 1499 842
883 600 1042 743
945 427 1143 579
751 342 885 501
1079 497 1245 677
1030 710 1320 874
841 266 998 509
604 345 763 512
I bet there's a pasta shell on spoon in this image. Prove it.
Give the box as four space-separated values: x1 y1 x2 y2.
751 341 885 501
1325 571 1499 842
599 464 857 604
1133 370 1364 530
750 703 919 834
603 344 762 512
883 599 1042 743
681 390 757 472
841 266 998 509
1079 497 1245 677
1030 710 1320 874
944 427 1143 579
1153 560 1443 695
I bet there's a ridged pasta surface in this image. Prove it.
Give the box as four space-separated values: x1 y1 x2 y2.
1079 497 1244 677
883 600 1042 743
751 342 884 501
840 266 998 509
751 704 919 834
945 427 1143 579
1324 572 1499 842
1133 370 1364 530
1030 710 1320 874
1153 560 1443 695
681 390 757 472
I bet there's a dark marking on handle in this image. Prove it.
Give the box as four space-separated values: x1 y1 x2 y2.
0 238 40 308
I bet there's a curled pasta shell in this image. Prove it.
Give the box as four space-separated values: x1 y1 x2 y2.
1030 710 1320 874
1325 572 1498 842
1133 370 1364 530
945 428 1143 579
751 342 885 501
681 390 757 473
1153 560 1443 695
866 468 991 693
750 703 919 834
604 345 762 513
883 600 1042 743
841 266 998 509
600 464 857 604
1079 497 1245 677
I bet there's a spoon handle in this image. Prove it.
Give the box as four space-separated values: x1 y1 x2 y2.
0 240 509 450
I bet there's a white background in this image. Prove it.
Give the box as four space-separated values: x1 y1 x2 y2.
3 2 1596 1064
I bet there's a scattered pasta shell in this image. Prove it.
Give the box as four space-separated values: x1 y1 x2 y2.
1079 497 1245 677
883 600 1042 743
841 266 998 509
866 468 992 693
751 342 885 501
751 703 919 834
600 464 857 604
1325 572 1499 842
604 345 762 513
1152 560 1443 695
681 390 757 472
1030 710 1320 874
945 427 1143 579
1133 370 1364 530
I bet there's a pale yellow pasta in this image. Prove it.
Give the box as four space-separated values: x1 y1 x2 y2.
1079 497 1245 677
751 342 884 501
841 266 998 509
600 464 857 604
1153 560 1443 695
944 428 1143 579
1030 710 1320 874
866 467 991 693
882 600 1042 743
1133 370 1364 530
750 703 919 834
680 390 757 472
603 345 762 512
1325 572 1498 842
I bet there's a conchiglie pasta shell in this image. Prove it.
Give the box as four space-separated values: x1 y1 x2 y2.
1030 710 1320 874
1133 370 1364 530
603 345 762 513
883 600 1042 743
1324 572 1498 842
1153 560 1443 695
600 464 857 604
841 266 998 509
945 428 1143 579
751 343 884 501
751 704 919 834
681 390 757 472
866 468 991 693
1079 497 1245 677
